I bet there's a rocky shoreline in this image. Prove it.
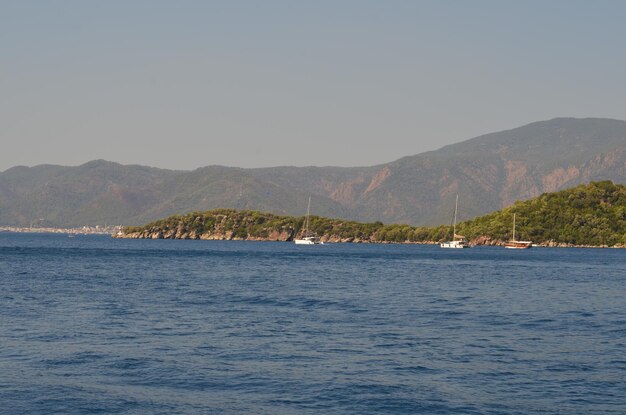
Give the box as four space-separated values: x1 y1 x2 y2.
114 230 625 248
115 228 396 244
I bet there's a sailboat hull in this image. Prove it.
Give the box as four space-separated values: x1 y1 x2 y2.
440 241 470 248
294 237 323 245
504 241 532 249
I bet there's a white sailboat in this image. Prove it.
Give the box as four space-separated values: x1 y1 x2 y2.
504 213 532 249
440 194 470 248
294 196 323 245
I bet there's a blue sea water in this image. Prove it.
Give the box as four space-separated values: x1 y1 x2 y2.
0 233 625 415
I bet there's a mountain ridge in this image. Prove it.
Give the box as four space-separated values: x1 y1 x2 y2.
2 117 625 227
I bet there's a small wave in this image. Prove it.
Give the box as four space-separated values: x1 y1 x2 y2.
545 363 595 372
41 351 106 367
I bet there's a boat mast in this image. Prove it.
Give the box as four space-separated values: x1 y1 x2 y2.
448 194 459 240
512 213 516 241
304 195 311 236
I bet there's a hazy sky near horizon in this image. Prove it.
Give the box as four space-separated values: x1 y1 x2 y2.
2 0 626 171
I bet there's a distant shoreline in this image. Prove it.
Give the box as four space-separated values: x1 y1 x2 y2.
0 226 121 235
114 231 625 249
3 226 624 249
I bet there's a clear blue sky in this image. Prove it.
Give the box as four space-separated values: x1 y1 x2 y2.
2 0 626 171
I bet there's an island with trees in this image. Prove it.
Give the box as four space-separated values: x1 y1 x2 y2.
116 181 626 248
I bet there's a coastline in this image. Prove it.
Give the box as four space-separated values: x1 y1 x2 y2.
2 226 622 248
113 230 626 249
0 226 121 235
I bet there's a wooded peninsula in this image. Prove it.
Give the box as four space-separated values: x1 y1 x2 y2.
117 181 626 248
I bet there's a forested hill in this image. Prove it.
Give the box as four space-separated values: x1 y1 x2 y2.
118 181 626 248
458 180 626 247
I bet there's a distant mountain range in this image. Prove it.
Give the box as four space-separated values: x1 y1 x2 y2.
2 117 625 227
